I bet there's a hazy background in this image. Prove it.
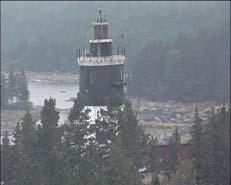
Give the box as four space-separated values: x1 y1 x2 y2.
1 1 230 102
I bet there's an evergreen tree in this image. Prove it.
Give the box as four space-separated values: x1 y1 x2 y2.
40 98 60 128
12 122 23 150
201 107 230 185
106 88 124 111
16 69 29 103
118 99 149 172
68 93 88 123
1 131 14 185
191 106 203 185
37 97 62 185
52 159 74 185
92 89 124 177
167 127 181 172
152 175 160 185
164 159 196 185
63 93 91 184
1 73 9 108
20 111 37 154
8 71 16 102
12 112 43 185
103 138 143 185
148 136 159 182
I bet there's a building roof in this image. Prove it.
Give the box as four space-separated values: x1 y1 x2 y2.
156 143 192 161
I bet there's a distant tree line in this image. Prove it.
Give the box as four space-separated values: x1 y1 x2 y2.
1 70 31 110
129 26 230 102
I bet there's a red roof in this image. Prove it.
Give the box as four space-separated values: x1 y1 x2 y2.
156 143 192 161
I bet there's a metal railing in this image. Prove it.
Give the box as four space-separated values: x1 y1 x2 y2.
76 47 126 58
77 48 126 65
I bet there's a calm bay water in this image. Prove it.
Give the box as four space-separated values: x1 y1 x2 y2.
28 82 78 109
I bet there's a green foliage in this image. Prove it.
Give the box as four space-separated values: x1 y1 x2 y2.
162 159 196 185
106 88 124 111
63 94 91 183
1 131 14 184
8 71 17 102
1 71 31 110
1 73 9 108
103 140 143 185
40 98 60 128
148 136 159 181
152 175 160 185
129 26 230 102
37 98 63 185
16 69 29 102
1 92 152 185
3 92 229 185
167 127 181 172
117 99 150 170
68 93 89 123
199 107 230 185
12 112 43 185
191 106 203 184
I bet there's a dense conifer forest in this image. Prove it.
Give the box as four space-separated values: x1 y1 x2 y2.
1 1 230 102
1 92 230 185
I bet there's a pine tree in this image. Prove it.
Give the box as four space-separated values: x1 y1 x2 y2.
12 112 43 185
152 175 160 185
167 127 181 172
16 69 29 103
52 159 74 185
201 106 230 185
106 88 124 112
191 106 203 185
103 138 142 185
68 93 88 123
92 90 123 176
1 73 9 108
8 71 17 102
20 111 37 154
1 131 14 184
13 122 23 149
166 159 196 185
40 98 60 128
38 97 62 185
117 99 149 171
63 93 91 183
149 136 159 182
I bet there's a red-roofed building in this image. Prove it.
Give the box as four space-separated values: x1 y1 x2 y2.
156 143 192 161
155 143 192 171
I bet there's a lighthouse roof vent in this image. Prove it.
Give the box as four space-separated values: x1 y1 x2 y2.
96 9 107 23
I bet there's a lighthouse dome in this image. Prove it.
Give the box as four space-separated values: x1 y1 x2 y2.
96 10 107 23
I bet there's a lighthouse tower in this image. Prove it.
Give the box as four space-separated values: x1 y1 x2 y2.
77 10 128 106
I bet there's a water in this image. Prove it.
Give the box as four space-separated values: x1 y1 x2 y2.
2 72 222 144
29 81 79 109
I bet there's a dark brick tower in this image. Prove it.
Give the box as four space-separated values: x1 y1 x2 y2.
77 10 128 106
